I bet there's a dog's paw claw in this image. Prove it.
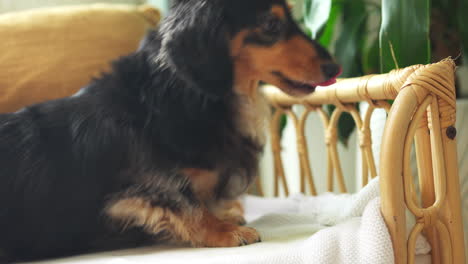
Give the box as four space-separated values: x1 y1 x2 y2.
233 226 260 246
202 225 260 247
240 239 248 246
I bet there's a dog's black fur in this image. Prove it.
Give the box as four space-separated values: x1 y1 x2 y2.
0 0 337 261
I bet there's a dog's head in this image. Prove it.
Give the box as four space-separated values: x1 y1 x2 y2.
160 0 340 98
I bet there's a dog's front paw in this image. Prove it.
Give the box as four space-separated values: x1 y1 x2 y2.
232 226 261 246
202 224 261 247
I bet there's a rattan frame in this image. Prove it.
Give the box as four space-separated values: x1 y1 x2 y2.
262 59 466 264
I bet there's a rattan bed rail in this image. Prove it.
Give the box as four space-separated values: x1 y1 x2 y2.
261 59 466 264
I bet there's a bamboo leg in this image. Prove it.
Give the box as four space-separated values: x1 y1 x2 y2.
361 150 369 187
362 105 378 180
440 126 466 263
329 108 347 193
330 144 347 193
271 110 289 197
408 223 424 264
296 109 317 195
327 150 334 192
365 147 378 179
415 126 440 264
380 88 418 264
317 108 334 193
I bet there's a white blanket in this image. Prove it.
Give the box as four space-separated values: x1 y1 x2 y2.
243 177 431 264
30 178 431 264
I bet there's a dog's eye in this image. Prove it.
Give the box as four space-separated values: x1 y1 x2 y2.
261 16 283 35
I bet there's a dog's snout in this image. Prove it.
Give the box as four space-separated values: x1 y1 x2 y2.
321 63 341 80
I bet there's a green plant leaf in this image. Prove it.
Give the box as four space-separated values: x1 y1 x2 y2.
363 36 380 75
318 1 342 47
379 0 431 73
279 114 288 137
334 0 367 77
303 0 332 39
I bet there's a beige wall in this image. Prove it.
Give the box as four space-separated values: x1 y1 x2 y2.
0 0 146 13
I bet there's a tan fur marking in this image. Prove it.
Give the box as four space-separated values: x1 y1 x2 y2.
183 168 219 201
230 32 272 144
271 5 286 19
231 25 328 96
106 198 199 242
244 35 322 83
235 91 270 145
230 30 249 58
106 198 200 241
197 208 259 247
105 198 260 247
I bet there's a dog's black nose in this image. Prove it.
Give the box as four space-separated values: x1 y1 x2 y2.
321 63 341 79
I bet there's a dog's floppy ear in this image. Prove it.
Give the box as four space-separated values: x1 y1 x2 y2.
162 1 233 98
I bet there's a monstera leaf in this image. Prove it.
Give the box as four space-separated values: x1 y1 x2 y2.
317 0 341 47
303 0 332 39
363 37 380 75
334 0 367 78
379 0 431 72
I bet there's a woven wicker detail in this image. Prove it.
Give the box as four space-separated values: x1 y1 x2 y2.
401 59 457 129
325 127 338 146
262 59 465 263
359 126 372 148
429 97 457 129
384 65 421 98
418 207 439 228
357 75 375 104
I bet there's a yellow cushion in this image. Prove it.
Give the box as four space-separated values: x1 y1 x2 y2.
0 4 160 113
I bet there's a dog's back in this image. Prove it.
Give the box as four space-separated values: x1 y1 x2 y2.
0 100 106 260
0 35 170 260
0 48 163 260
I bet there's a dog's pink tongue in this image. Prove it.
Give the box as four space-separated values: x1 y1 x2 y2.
316 78 337 87
315 66 342 87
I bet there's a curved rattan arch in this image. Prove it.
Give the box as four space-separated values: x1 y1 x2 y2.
262 59 465 264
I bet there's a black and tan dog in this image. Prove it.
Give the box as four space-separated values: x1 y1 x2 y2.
0 0 340 261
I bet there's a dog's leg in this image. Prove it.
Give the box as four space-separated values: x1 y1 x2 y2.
211 199 247 226
106 197 260 247
182 169 247 226
184 169 246 225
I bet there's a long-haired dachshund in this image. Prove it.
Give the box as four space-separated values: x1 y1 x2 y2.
0 0 340 261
